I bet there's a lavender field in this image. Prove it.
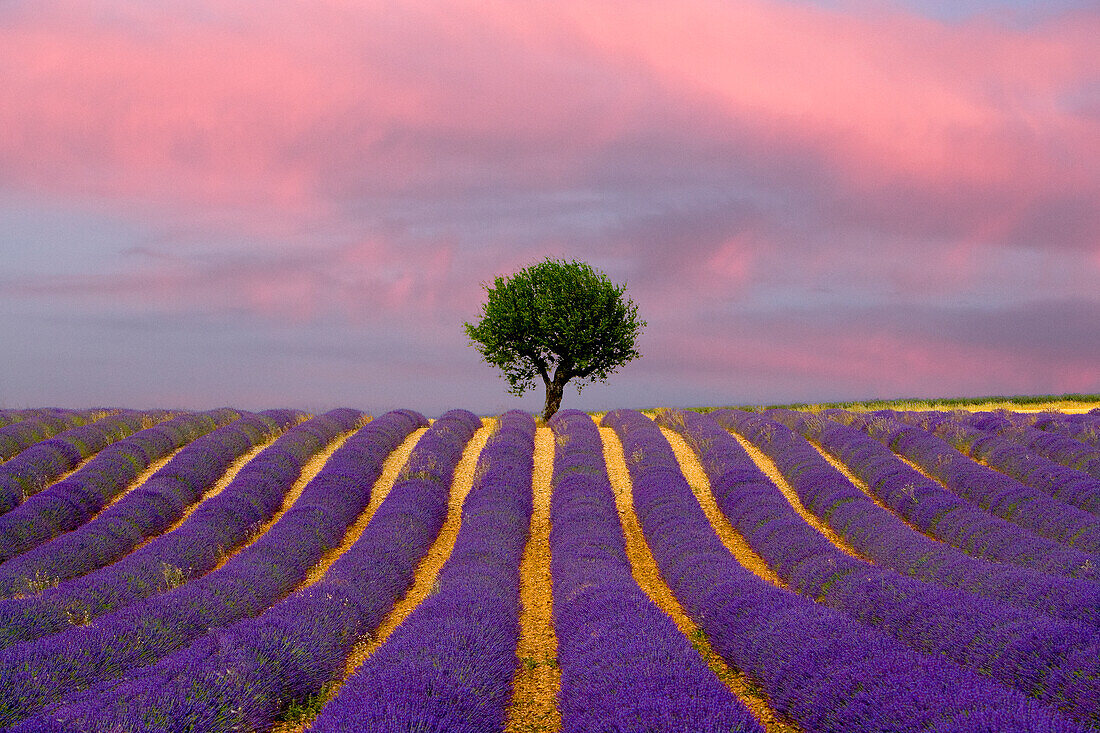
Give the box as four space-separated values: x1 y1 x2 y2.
0 404 1098 732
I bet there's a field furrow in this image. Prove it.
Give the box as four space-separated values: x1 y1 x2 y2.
505 426 562 733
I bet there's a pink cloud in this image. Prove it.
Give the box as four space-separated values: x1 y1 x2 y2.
626 0 1096 190
1 0 1097 347
1 1 1094 230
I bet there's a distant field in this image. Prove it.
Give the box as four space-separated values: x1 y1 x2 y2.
0 404 1098 732
688 392 1100 414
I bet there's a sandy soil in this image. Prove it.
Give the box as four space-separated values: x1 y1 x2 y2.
505 427 562 733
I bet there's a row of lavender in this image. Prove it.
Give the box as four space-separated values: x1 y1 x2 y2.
743 409 1100 621
2 404 1098 730
0 409 101 465
823 410 1100 554
8 407 457 732
0 409 156 514
0 410 240 566
688 409 1100 726
0 410 302 598
604 409 1088 732
0 408 371 725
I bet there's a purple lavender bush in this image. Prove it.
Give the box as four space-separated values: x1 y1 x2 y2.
0 409 96 463
1032 412 1100 450
603 408 1088 733
958 410 1100 481
896 414 1100 516
0 410 303 598
307 410 532 732
7 408 446 733
745 408 1100 586
722 409 1100 626
0 409 357 654
658 409 1100 726
825 409 1100 554
0 409 157 515
0 408 368 727
549 409 763 733
0 410 235 564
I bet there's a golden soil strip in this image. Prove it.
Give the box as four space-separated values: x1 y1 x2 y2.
658 427 785 587
599 428 799 733
209 424 365 574
298 427 428 588
729 433 866 561
505 427 561 733
335 423 495 680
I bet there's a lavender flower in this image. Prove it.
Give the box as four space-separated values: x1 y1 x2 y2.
603 408 1087 733
658 409 1100 726
549 409 762 733
0 410 239 564
0 410 303 598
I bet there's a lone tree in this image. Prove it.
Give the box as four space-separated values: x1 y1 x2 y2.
465 258 645 420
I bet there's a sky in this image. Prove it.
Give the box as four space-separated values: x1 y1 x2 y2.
1 0 1098 416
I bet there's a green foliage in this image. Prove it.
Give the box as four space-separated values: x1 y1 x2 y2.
464 258 645 397
275 681 337 727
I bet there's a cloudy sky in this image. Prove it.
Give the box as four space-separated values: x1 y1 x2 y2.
1 0 1097 415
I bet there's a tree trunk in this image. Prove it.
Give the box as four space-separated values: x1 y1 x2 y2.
542 379 565 421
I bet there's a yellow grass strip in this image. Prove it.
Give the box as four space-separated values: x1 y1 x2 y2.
209 423 365 574
658 427 785 587
729 432 866 561
599 427 799 733
298 427 428 588
505 427 561 733
335 423 495 680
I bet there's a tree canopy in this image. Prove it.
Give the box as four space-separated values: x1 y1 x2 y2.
464 258 645 419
